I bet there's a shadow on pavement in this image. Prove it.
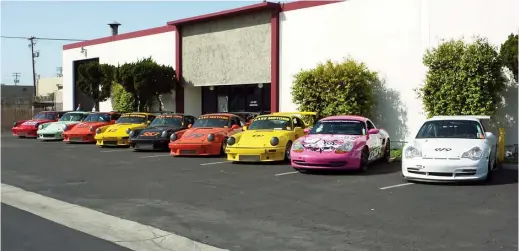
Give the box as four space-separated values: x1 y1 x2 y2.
297 161 401 176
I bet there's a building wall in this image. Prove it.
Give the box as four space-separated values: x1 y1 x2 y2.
62 31 177 112
181 11 272 86
37 77 62 96
279 0 518 144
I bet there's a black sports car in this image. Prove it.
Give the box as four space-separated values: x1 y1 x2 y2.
129 113 197 151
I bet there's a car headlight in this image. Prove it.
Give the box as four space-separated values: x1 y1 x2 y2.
129 131 135 138
270 137 279 146
161 130 168 138
170 134 177 141
227 137 236 146
461 146 483 160
125 128 131 134
13 122 18 127
335 141 354 154
61 124 67 130
405 146 422 159
38 125 43 130
34 123 39 128
89 126 95 132
292 140 304 152
96 128 101 134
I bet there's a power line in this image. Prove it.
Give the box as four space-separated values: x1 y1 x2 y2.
13 73 21 86
1 36 86 41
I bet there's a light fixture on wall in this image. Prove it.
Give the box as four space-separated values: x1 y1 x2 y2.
258 83 264 88
80 47 88 58
209 86 215 91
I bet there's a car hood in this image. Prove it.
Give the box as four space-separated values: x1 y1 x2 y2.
20 119 54 127
296 134 364 152
409 138 486 158
39 121 80 132
177 127 228 143
135 126 183 139
70 121 109 133
234 129 293 148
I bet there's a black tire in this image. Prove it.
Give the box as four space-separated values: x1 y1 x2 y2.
359 147 369 172
485 159 493 182
284 141 293 161
220 138 228 156
383 139 391 162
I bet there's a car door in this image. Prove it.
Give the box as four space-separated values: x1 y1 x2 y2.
366 120 382 160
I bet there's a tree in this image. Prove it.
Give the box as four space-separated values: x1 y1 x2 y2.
418 37 505 117
292 58 378 119
117 58 178 112
499 33 518 82
76 61 115 105
112 82 134 112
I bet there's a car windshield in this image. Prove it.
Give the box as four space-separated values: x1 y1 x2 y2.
150 116 183 127
83 113 111 122
34 112 57 120
193 115 229 128
248 116 291 130
116 114 147 124
416 120 485 139
59 113 86 122
310 120 366 135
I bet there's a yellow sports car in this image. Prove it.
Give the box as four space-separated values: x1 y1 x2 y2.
225 112 317 162
94 112 156 147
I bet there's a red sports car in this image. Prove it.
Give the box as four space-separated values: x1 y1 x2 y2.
62 112 122 143
12 111 71 138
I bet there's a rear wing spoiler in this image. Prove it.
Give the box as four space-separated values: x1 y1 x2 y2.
432 115 491 120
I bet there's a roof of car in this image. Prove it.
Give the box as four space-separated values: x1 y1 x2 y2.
200 113 236 117
321 115 367 122
427 115 490 122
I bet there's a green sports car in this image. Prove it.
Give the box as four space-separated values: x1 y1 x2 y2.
37 111 90 141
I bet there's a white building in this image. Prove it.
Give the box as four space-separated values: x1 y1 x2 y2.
62 0 518 144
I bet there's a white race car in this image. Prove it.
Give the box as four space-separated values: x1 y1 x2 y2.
402 116 498 182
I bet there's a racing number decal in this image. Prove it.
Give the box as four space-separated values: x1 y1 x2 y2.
142 132 159 137
108 129 117 132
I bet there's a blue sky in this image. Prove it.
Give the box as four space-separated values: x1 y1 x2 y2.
0 1 267 85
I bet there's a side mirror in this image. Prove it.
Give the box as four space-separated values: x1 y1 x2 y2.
231 124 240 130
304 128 311 134
484 132 495 140
368 128 380 135
187 124 192 128
243 126 247 131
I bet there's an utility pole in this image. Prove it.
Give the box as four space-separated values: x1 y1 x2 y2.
28 36 39 97
12 73 20 85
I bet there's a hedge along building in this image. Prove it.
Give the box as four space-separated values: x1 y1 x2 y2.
63 0 518 143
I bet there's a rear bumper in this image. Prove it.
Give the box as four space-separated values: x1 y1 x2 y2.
226 146 285 162
169 142 221 156
130 138 170 150
63 133 95 143
12 127 38 137
402 158 489 182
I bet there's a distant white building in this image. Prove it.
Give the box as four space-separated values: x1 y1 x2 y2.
62 0 518 143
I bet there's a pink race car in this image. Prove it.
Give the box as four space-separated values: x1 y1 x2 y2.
290 115 391 172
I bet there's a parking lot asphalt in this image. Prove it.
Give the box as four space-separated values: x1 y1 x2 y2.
1 135 518 251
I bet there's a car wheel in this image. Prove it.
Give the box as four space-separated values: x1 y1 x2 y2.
485 159 494 182
359 147 369 172
220 138 227 156
284 141 292 161
383 139 391 162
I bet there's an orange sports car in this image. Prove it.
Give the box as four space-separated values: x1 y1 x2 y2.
62 112 121 143
168 113 246 156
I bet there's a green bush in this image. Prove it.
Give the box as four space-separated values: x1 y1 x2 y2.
292 58 378 118
418 38 505 117
499 33 518 82
112 82 134 112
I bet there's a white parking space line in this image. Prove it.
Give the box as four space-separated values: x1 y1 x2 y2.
200 161 232 166
100 149 129 153
379 183 414 190
275 171 299 176
1 183 229 251
140 154 171 159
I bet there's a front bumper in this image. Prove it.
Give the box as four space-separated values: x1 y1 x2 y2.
37 130 64 140
169 142 221 156
290 151 361 170
130 138 170 150
63 132 96 143
226 146 286 162
95 135 130 146
402 157 489 182
12 127 38 138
